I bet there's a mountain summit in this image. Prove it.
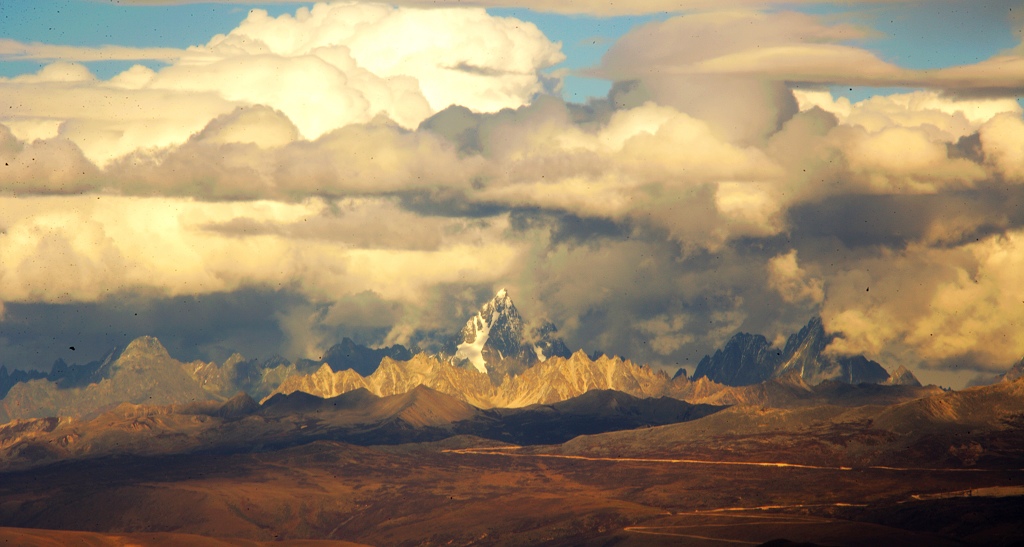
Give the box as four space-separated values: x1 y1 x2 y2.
1001 357 1024 383
455 288 521 374
694 317 893 387
445 288 570 381
1 335 213 421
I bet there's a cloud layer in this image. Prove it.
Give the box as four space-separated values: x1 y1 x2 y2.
0 3 561 165
2 3 1024 388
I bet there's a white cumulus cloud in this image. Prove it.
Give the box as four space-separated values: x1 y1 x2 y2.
0 3 562 166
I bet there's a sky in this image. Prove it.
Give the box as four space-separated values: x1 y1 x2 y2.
0 0 1023 389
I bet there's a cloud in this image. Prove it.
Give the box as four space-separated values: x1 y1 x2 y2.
794 89 1022 140
681 38 1024 97
768 250 824 304
462 99 783 249
597 10 1024 144
190 105 300 148
3 3 1024 388
104 112 481 200
596 11 861 142
980 112 1024 182
788 187 1024 251
0 124 101 194
0 39 188 62
0 65 242 164
113 0 924 17
0 195 522 305
822 231 1024 372
202 196 492 252
637 314 694 356
0 3 562 166
831 125 987 194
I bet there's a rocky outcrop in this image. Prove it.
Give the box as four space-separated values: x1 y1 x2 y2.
1 337 214 421
694 317 893 387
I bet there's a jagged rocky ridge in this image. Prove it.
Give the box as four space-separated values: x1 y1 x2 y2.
1 337 214 422
297 338 414 377
0 289 956 423
265 349 939 410
269 350 690 408
0 339 413 422
693 317 906 387
0 367 46 399
1001 357 1024 383
0 386 727 472
441 288 571 382
885 365 923 387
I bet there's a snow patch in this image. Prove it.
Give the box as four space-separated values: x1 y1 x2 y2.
456 310 498 374
533 345 547 362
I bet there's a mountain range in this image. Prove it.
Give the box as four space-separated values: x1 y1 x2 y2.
0 384 723 472
266 291 923 406
5 287 1022 425
268 350 688 408
0 365 1019 545
7 371 1015 473
692 316 907 386
0 288 1022 545
440 288 572 381
0 337 213 423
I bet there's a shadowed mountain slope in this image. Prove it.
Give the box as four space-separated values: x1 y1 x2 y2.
0 385 725 472
0 337 215 421
557 376 1024 469
694 317 895 387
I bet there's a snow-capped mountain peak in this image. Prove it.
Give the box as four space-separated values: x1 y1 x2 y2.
448 288 570 380
456 309 498 374
455 288 523 374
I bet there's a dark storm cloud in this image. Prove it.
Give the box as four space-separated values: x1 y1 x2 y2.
0 288 435 372
505 232 810 372
418 98 614 155
0 289 304 371
789 187 1024 251
418 105 483 154
507 209 631 246
396 189 509 219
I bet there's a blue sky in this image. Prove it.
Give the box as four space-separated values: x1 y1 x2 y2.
2 0 1018 103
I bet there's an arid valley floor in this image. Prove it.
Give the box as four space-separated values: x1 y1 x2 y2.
0 382 1022 546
